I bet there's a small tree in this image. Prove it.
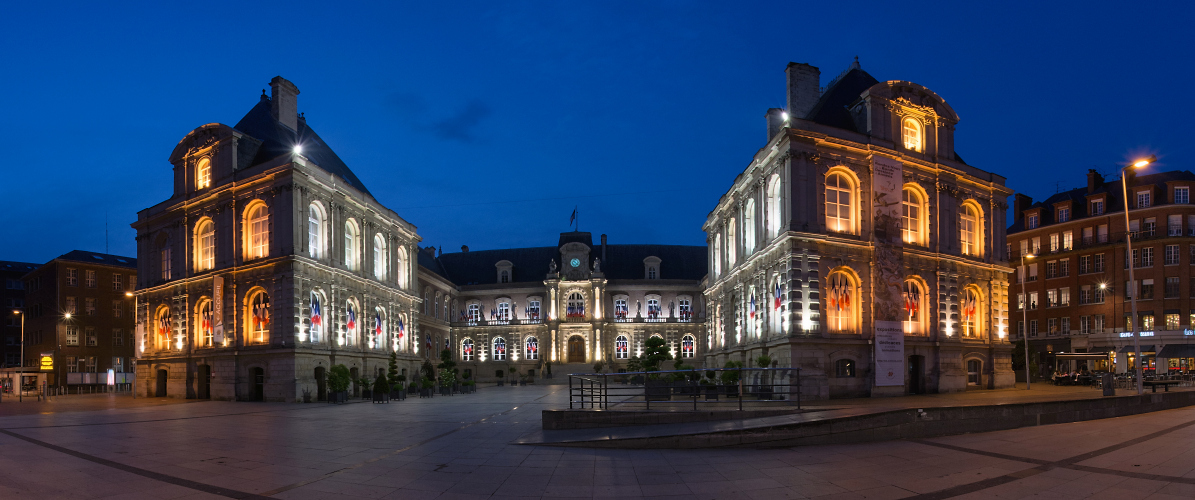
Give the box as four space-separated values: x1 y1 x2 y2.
720 360 744 385
626 356 643 373
327 364 352 393
642 337 672 372
438 349 457 387
593 361 605 374
373 373 389 396
388 351 399 385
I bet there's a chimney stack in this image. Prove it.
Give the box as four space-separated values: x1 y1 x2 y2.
1087 169 1104 194
461 245 469 253
765 108 786 143
785 62 821 121
1013 194 1033 223
600 234 607 265
269 76 300 132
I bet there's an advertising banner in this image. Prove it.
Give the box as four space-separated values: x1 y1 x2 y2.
875 320 905 386
213 276 224 344
871 156 905 323
39 352 54 371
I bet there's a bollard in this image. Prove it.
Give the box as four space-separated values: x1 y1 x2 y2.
1103 373 1115 396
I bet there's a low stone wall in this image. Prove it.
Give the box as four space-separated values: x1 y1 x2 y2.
543 408 805 430
555 390 1195 448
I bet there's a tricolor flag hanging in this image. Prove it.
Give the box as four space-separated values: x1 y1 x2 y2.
310 295 322 326
201 308 211 333
774 283 783 310
828 280 840 311
749 294 756 318
963 295 977 319
840 283 851 309
425 335 432 351
253 298 270 328
346 304 357 332
158 313 171 335
374 313 382 336
397 317 405 340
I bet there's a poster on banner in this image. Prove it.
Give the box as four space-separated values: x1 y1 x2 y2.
871 156 905 323
213 276 225 344
875 320 905 386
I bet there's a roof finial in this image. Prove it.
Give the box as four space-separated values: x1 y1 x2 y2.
261 89 268 100
851 56 860 70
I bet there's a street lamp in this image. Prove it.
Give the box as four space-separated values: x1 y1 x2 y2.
1121 155 1155 395
1020 253 1035 389
12 309 23 401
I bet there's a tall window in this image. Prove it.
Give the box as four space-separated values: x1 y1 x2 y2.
646 297 660 319
1027 214 1039 229
344 219 359 270
681 335 695 358
198 300 213 347
160 246 172 281
246 204 269 260
826 271 855 334
613 298 628 319
825 172 854 233
678 298 692 321
196 157 211 189
396 247 408 289
345 300 358 346
500 270 509 283
744 199 756 254
615 335 629 359
528 299 541 320
766 174 781 238
249 291 270 344
497 301 511 320
902 188 923 245
647 266 657 279
461 338 474 361
467 303 481 321
713 234 722 277
373 233 387 280
1057 207 1070 223
309 291 323 343
1177 187 1190 205
567 293 585 318
902 117 922 152
493 337 507 361
1138 191 1151 208
308 203 324 259
961 288 981 338
195 220 214 271
85 270 96 288
902 280 925 335
960 203 981 256
525 336 539 360
727 218 737 266
967 360 981 386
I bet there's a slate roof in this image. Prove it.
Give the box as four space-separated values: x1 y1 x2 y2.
55 251 137 268
422 243 707 286
0 261 39 274
1007 170 1195 234
233 97 372 196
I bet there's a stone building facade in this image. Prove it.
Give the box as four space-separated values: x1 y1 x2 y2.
1008 169 1195 376
703 60 1016 399
132 77 423 401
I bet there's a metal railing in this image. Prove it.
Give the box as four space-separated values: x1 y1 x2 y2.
568 367 801 411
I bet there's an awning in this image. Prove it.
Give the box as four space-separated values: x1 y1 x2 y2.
1090 346 1115 353
1157 344 1195 358
1118 345 1155 353
1055 353 1112 360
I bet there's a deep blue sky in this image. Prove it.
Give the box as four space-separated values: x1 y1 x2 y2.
2 2 1192 264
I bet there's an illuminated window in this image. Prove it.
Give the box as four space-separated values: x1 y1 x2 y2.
154 307 171 349
344 299 358 346
766 174 782 237
713 234 722 277
678 298 693 321
493 337 507 361
836 359 855 377
248 290 270 344
681 335 695 358
902 117 922 152
615 335 629 359
902 188 924 245
613 297 628 319
567 293 585 318
373 233 387 280
497 300 511 321
160 246 172 281
396 246 408 289
246 203 269 260
308 203 325 259
196 157 211 189
960 203 982 256
1137 191 1151 209
309 291 323 343
467 302 481 321
525 336 539 360
195 219 214 272
344 219 359 271
727 218 737 266
527 299 541 320
826 173 855 234
197 299 213 347
744 199 756 254
826 271 856 334
902 279 925 335
961 287 982 338
461 338 474 361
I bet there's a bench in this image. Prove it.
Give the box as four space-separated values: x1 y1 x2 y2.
1143 380 1180 392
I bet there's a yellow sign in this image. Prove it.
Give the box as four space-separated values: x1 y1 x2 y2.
39 353 53 371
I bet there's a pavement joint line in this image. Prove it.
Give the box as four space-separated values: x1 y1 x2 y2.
906 410 1195 499
0 427 271 500
0 399 355 430
257 386 565 497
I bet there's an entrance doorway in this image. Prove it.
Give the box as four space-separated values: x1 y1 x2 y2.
315 366 327 401
349 367 359 396
568 336 585 363
197 365 211 399
251 367 265 401
155 369 167 397
908 355 925 394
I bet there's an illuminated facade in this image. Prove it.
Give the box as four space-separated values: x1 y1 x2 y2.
132 77 422 401
703 60 1015 399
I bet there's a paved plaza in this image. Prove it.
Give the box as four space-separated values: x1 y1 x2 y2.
2 385 1195 499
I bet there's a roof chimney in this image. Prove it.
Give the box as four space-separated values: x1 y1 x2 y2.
269 76 300 132
461 245 469 253
1087 169 1104 194
600 234 607 265
765 108 786 143
785 62 821 121
1013 194 1033 223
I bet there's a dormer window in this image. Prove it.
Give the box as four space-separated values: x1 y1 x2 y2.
495 260 513 284
1176 187 1189 204
1137 191 1151 209
902 117 922 152
1057 207 1070 223
500 270 509 283
644 256 661 279
1026 214 1039 229
196 157 211 189
1090 200 1105 216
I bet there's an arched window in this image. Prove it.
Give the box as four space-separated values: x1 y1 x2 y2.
902 279 926 335
713 234 722 277
647 266 657 279
493 337 507 361
567 292 585 318
194 219 215 272
248 290 270 344
343 219 359 271
902 188 924 245
467 302 481 321
825 172 855 234
308 203 325 259
527 298 542 320
344 299 359 346
500 270 510 283
245 203 269 260
678 297 693 321
371 307 386 350
423 289 431 315
767 174 782 238
961 287 983 338
373 233 387 280
155 306 172 350
525 336 539 360
826 271 857 334
396 247 408 288
744 199 756 255
615 335 629 359
967 359 981 386
461 338 474 361
613 296 628 319
681 334 695 358
434 294 441 319
960 202 983 257
727 218 737 266
196 300 213 347
196 157 211 190
646 296 661 319
902 117 922 152
497 300 511 321
309 291 324 343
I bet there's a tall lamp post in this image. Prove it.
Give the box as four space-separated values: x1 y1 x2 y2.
1122 155 1155 396
12 309 24 401
1020 253 1035 389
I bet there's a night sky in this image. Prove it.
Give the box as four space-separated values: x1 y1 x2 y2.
2 2 1192 264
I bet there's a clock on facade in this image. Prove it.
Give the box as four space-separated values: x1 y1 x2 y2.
570 258 581 268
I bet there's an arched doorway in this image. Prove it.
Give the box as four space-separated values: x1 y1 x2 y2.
251 367 265 401
314 366 327 401
568 336 585 363
349 367 359 396
155 369 167 397
197 365 211 399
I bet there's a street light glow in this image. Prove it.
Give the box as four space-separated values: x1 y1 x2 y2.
293 145 303 154
1131 155 1156 168
64 313 71 319
781 112 789 121
125 292 133 297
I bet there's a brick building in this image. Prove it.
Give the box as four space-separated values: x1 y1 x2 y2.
20 251 137 388
1007 169 1195 376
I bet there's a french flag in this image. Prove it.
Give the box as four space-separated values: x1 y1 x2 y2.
311 295 322 326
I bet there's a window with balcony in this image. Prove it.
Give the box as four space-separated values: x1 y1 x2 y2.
1046 261 1057 279
1142 247 1154 267
1049 233 1059 253
1032 237 1041 253
1060 288 1070 306
1048 318 1058 336
1062 231 1073 251
1141 279 1154 300
1080 315 1091 334
1094 253 1105 272
1047 289 1058 308
1082 227 1093 246
1060 259 1069 277
1144 218 1156 237
1029 292 1038 310
1030 320 1039 337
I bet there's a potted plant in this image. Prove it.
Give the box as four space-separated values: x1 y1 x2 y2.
756 355 774 400
359 376 372 400
372 374 390 403
326 364 351 404
437 349 457 394
391 374 407 400
461 371 475 393
643 337 673 401
593 361 605 374
439 371 456 396
420 377 434 398
702 371 718 400
720 360 743 398
627 356 644 384
508 365 519 386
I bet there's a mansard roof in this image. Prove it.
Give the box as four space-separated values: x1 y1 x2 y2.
1007 170 1195 234
805 67 878 132
424 244 707 286
54 251 137 268
233 97 372 196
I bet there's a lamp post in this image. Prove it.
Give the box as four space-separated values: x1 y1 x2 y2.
1121 155 1155 395
12 309 24 401
1020 253 1035 389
